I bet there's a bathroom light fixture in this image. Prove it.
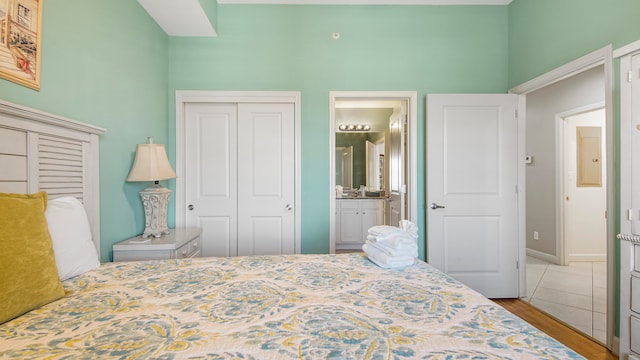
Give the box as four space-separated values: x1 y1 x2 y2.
126 137 177 238
338 124 371 132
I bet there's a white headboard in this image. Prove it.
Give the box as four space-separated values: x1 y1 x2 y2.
0 100 105 257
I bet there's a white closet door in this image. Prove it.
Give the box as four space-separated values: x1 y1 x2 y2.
185 102 295 257
185 103 238 257
237 103 295 255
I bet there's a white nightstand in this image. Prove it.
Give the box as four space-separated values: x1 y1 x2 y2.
113 227 202 262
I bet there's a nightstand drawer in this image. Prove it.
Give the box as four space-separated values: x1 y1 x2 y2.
176 236 201 259
113 228 202 262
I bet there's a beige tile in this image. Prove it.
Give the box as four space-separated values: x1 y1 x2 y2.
530 298 593 336
538 269 592 296
527 256 549 269
593 311 606 332
526 266 546 298
533 286 592 311
547 262 592 276
593 286 607 314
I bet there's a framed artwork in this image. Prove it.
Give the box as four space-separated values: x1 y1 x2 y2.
0 0 42 90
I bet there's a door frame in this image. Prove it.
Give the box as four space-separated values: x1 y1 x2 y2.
556 103 606 266
175 90 302 253
329 91 418 254
509 45 614 350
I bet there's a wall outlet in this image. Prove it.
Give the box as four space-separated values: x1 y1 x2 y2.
533 231 539 240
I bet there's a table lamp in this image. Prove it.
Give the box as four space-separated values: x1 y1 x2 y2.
126 138 176 238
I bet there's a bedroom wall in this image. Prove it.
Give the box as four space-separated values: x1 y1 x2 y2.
167 4 510 255
508 0 640 87
0 0 169 261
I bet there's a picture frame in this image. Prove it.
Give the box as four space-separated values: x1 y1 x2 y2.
0 0 42 91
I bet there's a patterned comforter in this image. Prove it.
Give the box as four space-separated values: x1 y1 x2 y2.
0 253 583 359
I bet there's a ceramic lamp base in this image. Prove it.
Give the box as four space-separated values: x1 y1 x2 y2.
140 183 172 238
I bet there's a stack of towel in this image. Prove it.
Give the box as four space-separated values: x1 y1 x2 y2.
362 220 418 269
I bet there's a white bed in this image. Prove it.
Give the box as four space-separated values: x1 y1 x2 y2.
0 100 584 359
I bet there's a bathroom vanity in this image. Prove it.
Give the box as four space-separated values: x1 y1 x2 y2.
336 197 384 251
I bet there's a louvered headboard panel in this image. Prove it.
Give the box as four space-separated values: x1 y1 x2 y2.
0 100 105 256
37 135 85 200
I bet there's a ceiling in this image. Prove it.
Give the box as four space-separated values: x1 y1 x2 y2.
138 0 512 37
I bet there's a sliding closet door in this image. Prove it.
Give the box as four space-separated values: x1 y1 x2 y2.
185 102 295 257
185 103 238 257
237 103 295 255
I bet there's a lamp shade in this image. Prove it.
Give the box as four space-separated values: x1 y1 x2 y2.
126 144 176 182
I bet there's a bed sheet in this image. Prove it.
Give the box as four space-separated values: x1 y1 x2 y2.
0 253 583 359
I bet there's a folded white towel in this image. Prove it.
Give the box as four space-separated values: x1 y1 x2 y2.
365 240 418 258
363 243 415 269
367 233 417 250
367 225 403 237
399 220 418 239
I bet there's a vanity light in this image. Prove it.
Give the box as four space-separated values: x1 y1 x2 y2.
338 124 371 132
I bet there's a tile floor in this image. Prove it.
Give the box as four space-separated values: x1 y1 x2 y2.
525 256 607 344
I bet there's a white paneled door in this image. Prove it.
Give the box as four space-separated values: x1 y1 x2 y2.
427 94 519 298
185 102 295 257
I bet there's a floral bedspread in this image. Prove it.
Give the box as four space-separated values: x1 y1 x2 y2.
0 253 583 359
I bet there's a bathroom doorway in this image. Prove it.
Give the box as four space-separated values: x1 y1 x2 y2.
329 91 418 254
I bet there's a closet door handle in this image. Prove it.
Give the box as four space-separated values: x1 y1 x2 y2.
188 204 194 211
286 204 293 211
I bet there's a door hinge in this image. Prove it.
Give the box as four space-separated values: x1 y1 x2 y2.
515 109 518 118
628 71 634 83
628 209 634 221
403 114 408 125
515 185 518 194
516 261 519 269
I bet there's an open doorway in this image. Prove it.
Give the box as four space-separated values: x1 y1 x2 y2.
329 91 417 254
510 46 614 348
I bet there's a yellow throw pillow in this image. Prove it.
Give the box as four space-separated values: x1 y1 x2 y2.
0 192 65 324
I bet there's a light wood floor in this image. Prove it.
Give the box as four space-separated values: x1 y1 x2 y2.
493 298 616 360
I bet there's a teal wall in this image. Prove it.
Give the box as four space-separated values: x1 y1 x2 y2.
168 5 510 256
0 0 169 261
508 0 640 87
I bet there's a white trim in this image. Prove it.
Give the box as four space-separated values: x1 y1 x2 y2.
618 52 633 359
175 90 302 253
614 39 640 59
0 99 106 136
517 95 527 297
329 91 418 255
525 248 558 265
219 0 511 4
510 44 615 351
509 46 610 95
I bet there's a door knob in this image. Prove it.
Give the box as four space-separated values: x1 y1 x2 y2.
430 203 445 210
188 204 194 211
286 204 293 211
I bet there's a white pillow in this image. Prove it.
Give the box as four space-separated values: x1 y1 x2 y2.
45 196 100 280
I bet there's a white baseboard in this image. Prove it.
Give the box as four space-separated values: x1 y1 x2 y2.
526 248 559 264
567 253 607 262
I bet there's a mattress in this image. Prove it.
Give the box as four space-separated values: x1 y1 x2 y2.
0 253 583 359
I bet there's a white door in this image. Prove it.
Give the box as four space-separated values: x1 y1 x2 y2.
427 94 519 298
185 103 238 257
185 102 295 257
388 106 405 227
237 103 295 255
